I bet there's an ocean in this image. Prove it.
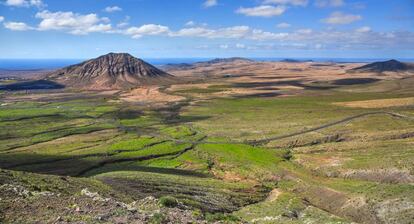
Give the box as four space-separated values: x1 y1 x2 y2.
0 58 413 70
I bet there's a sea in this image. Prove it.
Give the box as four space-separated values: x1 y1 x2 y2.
0 58 413 70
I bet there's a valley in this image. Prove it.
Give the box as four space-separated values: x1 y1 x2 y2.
1 55 414 223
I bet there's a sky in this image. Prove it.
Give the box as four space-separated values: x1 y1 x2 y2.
0 0 413 59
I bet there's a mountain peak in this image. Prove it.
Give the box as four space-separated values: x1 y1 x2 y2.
99 52 134 59
47 53 174 90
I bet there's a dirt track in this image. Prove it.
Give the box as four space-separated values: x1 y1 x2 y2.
248 111 413 145
172 111 414 146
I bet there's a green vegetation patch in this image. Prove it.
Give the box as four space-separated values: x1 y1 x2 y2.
94 170 267 212
235 191 350 224
193 143 286 181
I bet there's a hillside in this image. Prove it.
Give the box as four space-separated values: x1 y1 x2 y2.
47 53 175 90
163 57 255 72
350 59 413 73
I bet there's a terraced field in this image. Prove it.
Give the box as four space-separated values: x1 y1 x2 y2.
1 75 414 223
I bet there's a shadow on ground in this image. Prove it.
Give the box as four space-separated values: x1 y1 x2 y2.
332 78 380 85
0 80 64 91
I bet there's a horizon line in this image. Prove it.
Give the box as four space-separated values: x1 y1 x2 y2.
1 57 414 60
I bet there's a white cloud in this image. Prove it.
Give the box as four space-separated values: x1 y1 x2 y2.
236 43 246 49
356 26 371 33
29 0 44 7
213 26 250 38
101 17 110 23
315 0 344 7
35 10 112 35
117 16 130 28
172 26 250 39
117 22 129 28
3 9 412 51
263 0 308 7
172 27 212 37
104 6 122 13
126 24 170 38
314 43 323 49
5 0 28 7
219 44 229 49
250 29 289 40
322 11 361 24
185 21 195 26
76 24 111 34
116 22 129 28
4 21 32 31
0 16 4 22
277 22 291 28
173 25 286 40
5 0 44 8
232 30 414 51
169 25 414 51
184 21 207 27
203 0 217 8
296 28 312 34
236 5 286 17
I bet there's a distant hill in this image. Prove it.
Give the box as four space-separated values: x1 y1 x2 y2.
162 57 254 71
205 57 254 64
350 59 413 73
161 63 194 71
46 53 174 90
0 69 52 79
280 59 313 63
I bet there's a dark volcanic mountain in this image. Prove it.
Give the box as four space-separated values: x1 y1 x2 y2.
350 59 413 73
47 53 174 90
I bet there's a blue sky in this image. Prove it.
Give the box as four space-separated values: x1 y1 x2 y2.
0 0 413 59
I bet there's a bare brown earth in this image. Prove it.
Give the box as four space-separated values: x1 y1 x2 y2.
334 97 414 108
165 60 413 100
120 86 185 104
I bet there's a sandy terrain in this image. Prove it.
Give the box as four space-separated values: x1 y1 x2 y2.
120 86 185 104
334 97 414 108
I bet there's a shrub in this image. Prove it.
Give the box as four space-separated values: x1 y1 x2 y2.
149 213 165 224
205 213 240 222
159 196 178 207
283 150 293 161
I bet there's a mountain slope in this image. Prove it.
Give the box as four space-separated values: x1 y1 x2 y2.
350 59 413 73
47 53 174 90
